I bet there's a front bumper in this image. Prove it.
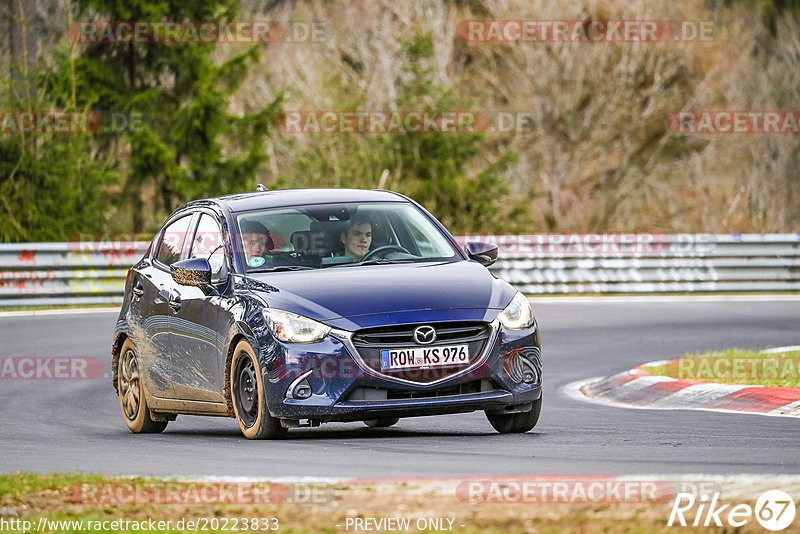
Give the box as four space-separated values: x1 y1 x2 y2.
260 319 541 423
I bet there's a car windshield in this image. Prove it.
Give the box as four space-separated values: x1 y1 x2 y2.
235 202 460 272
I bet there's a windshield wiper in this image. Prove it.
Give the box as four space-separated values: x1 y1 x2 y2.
326 258 416 268
248 265 315 273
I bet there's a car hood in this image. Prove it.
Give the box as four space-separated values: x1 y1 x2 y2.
247 260 517 330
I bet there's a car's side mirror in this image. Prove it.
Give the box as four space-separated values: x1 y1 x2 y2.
171 258 212 287
465 241 498 267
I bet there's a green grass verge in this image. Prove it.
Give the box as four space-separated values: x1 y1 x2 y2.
644 348 800 388
0 473 108 500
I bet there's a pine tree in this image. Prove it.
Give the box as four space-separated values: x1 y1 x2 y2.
73 0 281 231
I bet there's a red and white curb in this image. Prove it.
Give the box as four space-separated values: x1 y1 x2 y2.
564 351 800 418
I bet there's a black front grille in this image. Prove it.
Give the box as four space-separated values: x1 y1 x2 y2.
344 379 497 402
386 380 483 400
351 321 493 383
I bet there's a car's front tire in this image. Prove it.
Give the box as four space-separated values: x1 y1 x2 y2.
364 418 399 428
485 396 542 434
230 340 287 440
117 338 168 434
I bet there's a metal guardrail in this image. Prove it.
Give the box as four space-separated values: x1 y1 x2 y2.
0 242 147 308
0 234 798 307
478 233 800 294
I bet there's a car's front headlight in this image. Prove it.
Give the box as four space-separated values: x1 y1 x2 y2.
264 309 331 343
497 291 534 330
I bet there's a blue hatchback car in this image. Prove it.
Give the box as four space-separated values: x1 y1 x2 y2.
113 188 542 439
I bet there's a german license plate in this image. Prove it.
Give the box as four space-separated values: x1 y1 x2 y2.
380 345 470 371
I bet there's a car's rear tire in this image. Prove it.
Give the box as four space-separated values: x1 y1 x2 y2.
230 340 287 440
485 396 542 434
364 418 399 428
117 338 168 434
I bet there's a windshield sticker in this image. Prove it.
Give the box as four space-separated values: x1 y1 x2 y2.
248 256 266 268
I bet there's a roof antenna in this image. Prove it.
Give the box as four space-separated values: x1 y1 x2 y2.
255 184 269 192
377 169 389 189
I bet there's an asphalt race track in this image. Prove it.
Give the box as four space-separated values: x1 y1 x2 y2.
1 299 798 478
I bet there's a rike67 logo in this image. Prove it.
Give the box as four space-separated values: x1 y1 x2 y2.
668 490 796 530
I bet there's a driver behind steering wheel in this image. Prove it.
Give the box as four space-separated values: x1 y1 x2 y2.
340 215 372 262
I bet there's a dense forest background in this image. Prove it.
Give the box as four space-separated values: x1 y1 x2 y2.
1 0 799 241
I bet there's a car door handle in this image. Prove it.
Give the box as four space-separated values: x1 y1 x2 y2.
168 295 182 312
132 283 144 296
155 287 170 304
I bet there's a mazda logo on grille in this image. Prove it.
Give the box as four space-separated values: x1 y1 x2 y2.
413 325 437 345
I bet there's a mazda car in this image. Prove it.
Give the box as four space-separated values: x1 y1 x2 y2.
112 188 542 439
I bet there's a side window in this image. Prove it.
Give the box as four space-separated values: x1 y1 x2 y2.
190 214 226 279
155 215 192 267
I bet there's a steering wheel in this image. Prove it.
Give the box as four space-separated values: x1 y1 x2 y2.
361 244 411 261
